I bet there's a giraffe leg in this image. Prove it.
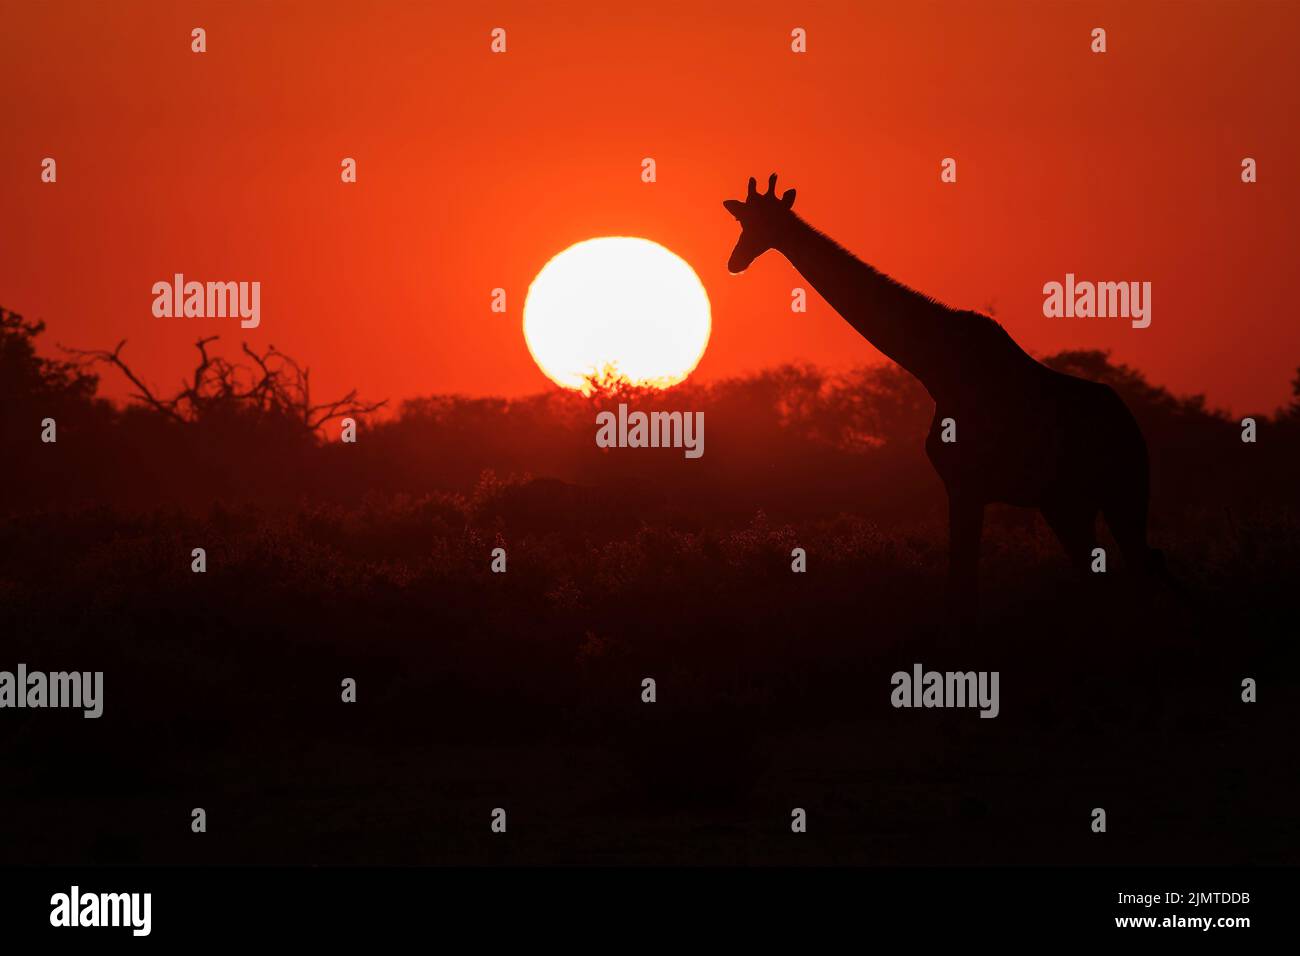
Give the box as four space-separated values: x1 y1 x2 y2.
1101 478 1164 580
946 493 985 630
1040 499 1099 577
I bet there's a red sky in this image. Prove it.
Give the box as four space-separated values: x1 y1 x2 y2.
3 0 1297 415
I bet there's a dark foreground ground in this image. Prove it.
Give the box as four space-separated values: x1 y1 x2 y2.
2 497 1295 865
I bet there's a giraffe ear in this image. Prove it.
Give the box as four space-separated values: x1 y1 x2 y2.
723 199 746 220
781 189 796 208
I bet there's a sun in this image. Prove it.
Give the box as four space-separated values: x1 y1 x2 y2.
523 237 711 392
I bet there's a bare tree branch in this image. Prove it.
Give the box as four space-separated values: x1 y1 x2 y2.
60 338 385 433
60 340 186 422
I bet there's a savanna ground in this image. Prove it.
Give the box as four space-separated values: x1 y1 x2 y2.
2 307 1297 864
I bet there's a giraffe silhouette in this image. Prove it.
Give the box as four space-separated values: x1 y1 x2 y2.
724 174 1161 622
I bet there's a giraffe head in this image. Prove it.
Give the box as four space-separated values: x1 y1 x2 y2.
723 173 797 274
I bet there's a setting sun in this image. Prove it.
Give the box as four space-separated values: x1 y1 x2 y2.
523 237 711 392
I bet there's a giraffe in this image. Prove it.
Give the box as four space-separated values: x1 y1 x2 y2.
723 174 1161 622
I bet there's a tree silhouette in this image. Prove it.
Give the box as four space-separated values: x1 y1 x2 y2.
62 336 386 431
1 308 101 408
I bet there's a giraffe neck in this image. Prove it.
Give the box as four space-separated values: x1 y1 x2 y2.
774 215 953 388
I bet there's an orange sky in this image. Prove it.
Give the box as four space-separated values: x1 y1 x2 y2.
3 0 1297 415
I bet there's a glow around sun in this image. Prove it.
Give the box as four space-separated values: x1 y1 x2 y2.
523 237 711 392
